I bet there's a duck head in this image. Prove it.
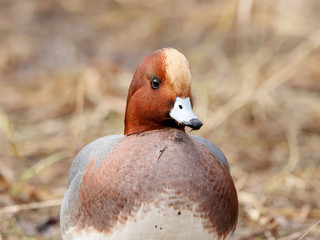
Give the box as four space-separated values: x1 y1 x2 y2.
124 48 203 135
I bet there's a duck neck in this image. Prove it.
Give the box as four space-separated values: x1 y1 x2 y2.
124 114 185 136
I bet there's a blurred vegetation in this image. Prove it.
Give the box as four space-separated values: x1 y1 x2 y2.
0 0 320 239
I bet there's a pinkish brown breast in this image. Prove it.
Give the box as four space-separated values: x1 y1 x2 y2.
70 128 238 239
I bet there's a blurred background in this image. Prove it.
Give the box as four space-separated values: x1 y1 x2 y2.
0 0 319 239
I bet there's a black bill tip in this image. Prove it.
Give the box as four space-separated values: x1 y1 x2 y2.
186 118 203 130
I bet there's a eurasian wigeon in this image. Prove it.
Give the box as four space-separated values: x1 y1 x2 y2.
60 48 238 240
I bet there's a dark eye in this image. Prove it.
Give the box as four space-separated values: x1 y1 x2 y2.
151 77 161 90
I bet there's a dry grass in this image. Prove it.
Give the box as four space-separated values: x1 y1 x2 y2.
0 0 320 239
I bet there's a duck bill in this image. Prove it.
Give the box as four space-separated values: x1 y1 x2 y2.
169 97 203 130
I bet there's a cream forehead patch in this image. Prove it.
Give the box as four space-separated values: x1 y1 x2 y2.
164 48 192 97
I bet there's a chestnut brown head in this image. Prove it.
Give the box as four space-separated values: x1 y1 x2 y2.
124 48 202 135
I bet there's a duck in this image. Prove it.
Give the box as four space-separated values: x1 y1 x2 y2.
60 48 238 240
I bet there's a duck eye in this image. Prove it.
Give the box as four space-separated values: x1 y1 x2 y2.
151 77 161 90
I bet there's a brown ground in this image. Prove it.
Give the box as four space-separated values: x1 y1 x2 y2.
0 0 319 239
